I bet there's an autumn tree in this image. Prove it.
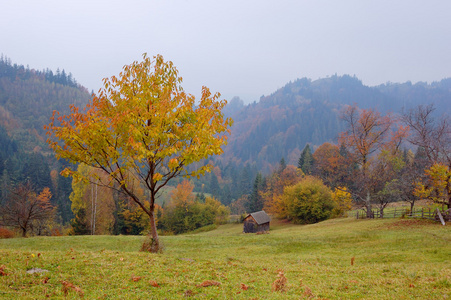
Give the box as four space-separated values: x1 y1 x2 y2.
0 182 55 237
331 187 353 217
69 164 115 235
339 105 397 217
402 105 451 209
312 142 354 188
46 54 232 252
263 165 303 218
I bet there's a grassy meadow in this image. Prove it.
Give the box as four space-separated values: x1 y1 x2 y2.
0 217 450 299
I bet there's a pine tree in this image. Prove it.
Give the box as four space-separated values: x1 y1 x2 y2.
279 157 287 173
298 144 313 175
248 173 264 212
209 172 221 199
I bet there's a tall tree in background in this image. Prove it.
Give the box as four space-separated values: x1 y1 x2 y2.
339 105 394 217
402 105 451 209
312 142 353 188
298 144 313 175
247 173 264 212
46 54 232 252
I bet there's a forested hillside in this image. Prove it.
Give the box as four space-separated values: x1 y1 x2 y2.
0 56 91 224
219 75 451 170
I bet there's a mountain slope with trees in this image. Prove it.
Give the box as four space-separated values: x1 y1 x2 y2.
0 56 92 225
219 75 451 171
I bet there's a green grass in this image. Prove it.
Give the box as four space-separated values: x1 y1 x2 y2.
0 218 450 299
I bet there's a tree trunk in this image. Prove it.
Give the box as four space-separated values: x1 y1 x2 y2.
365 192 372 218
149 212 159 252
141 211 160 253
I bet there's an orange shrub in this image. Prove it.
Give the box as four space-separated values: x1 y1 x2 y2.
0 227 15 239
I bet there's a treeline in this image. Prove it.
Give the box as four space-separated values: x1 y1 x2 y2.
0 55 80 88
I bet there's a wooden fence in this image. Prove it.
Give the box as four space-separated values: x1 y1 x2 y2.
350 207 449 222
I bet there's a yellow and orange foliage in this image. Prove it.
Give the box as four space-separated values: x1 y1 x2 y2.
46 54 232 251
331 187 353 217
263 165 303 218
414 163 451 208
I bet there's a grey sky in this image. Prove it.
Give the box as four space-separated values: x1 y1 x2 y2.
1 0 450 103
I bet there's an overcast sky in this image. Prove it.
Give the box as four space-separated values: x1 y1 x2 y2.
1 0 450 103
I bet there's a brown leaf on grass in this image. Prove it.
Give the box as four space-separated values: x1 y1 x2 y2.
240 283 249 290
409 283 415 288
42 277 49 284
149 280 159 287
351 257 355 266
0 265 7 276
131 276 142 282
184 289 195 297
197 280 221 287
303 285 314 298
272 270 287 292
61 280 84 297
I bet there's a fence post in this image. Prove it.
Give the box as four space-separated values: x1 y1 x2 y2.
437 209 446 225
422 208 424 219
394 208 397 218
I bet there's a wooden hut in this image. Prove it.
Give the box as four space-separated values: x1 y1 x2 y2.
243 211 270 233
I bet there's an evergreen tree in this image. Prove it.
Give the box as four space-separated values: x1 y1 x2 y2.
248 173 264 212
70 208 90 235
238 164 252 197
279 157 287 173
298 144 313 175
209 172 221 199
221 185 233 206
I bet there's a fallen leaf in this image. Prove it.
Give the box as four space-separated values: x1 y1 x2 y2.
240 283 249 290
272 270 287 292
0 265 7 276
61 280 84 297
149 280 159 287
131 276 142 282
197 280 221 287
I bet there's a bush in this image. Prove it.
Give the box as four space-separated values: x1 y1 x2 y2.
160 196 229 235
331 187 353 217
283 176 335 224
0 227 15 239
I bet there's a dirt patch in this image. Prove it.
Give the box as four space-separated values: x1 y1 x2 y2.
383 219 436 229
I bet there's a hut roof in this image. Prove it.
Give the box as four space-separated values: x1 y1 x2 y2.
248 211 270 225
